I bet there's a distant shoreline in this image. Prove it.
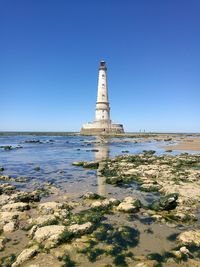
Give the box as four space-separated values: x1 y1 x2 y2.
0 131 200 137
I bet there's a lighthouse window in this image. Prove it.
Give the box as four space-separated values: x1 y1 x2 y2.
102 74 105 78
102 84 105 87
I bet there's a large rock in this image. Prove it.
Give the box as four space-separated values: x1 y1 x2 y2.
116 197 141 213
178 230 200 246
33 225 65 243
12 246 38 267
149 193 178 211
68 222 93 235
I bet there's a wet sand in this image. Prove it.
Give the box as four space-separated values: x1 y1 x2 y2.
164 137 200 151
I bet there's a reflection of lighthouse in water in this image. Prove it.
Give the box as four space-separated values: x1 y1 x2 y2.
94 138 109 196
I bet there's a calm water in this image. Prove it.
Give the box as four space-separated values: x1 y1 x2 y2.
0 135 197 203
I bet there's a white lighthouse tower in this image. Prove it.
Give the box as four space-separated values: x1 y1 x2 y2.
95 61 110 123
80 60 124 135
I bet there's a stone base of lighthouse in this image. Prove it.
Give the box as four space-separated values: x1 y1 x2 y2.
80 120 124 135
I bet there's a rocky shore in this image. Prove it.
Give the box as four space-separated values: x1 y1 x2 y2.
0 151 200 266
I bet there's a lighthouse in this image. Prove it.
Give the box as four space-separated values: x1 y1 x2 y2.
80 61 124 135
95 61 110 123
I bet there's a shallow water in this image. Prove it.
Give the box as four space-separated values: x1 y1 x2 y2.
0 135 198 201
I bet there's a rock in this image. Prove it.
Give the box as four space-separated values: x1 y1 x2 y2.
0 175 14 181
0 237 7 251
0 145 13 150
151 214 163 221
14 176 28 183
68 222 93 235
34 166 40 171
172 250 182 258
1 202 30 212
12 246 38 267
82 191 105 200
116 197 141 213
144 169 158 177
0 195 12 206
178 230 200 246
140 183 161 192
0 183 16 195
24 140 42 143
31 214 57 226
108 198 120 206
83 161 99 169
106 176 123 185
0 211 28 224
91 199 110 210
134 260 158 267
3 221 17 232
29 225 38 238
124 168 140 176
33 225 65 243
179 246 190 254
72 161 85 166
38 201 67 214
149 193 178 211
0 211 19 222
14 191 40 203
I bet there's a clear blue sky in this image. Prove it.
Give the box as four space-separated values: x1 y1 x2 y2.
0 0 200 132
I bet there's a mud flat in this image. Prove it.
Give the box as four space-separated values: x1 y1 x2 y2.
0 151 200 267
